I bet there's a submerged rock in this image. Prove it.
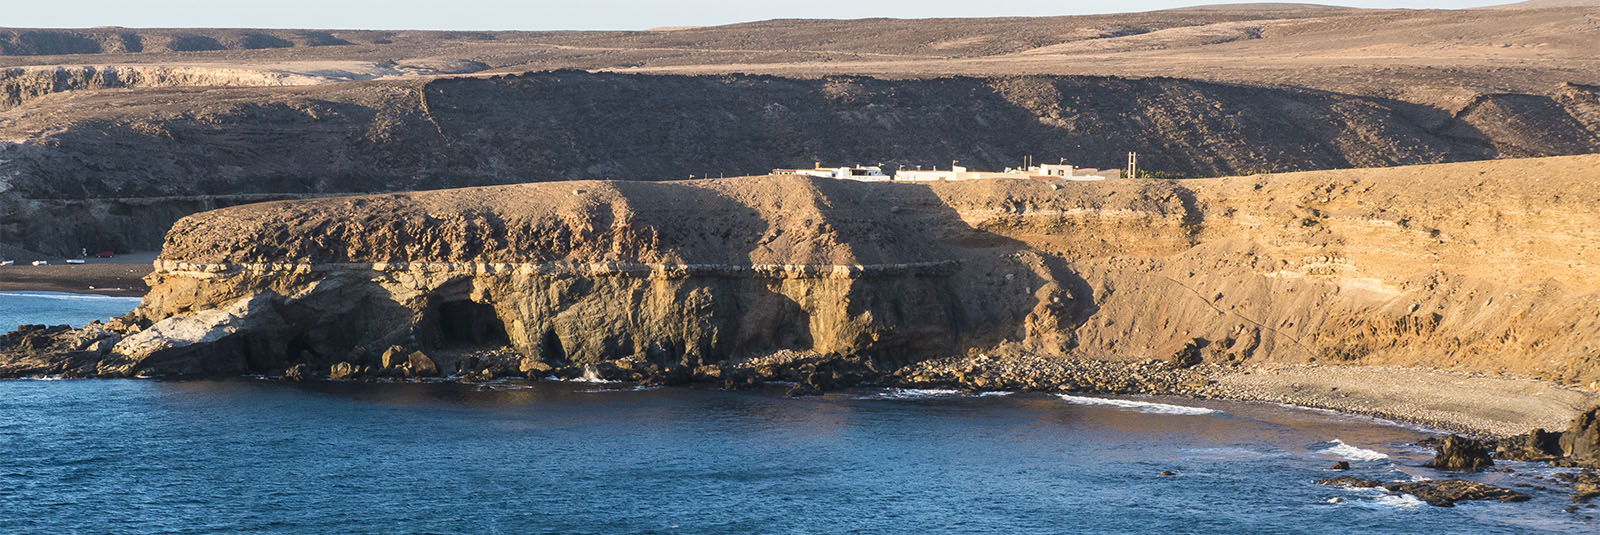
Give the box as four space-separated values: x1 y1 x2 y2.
1425 435 1494 471
1317 475 1383 488
1553 471 1600 503
1382 480 1530 508
1319 476 1531 507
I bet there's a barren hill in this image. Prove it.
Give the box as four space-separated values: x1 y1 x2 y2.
0 4 1598 257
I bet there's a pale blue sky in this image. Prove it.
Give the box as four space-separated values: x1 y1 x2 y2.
16 1 1509 30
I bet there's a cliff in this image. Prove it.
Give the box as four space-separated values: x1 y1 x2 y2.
7 155 1599 395
5 71 1600 255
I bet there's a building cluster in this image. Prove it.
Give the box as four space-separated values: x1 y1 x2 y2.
771 161 1112 182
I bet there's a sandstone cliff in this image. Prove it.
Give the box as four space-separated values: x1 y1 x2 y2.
8 155 1597 390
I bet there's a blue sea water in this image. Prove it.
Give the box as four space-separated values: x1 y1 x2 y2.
0 295 1593 534
0 291 141 331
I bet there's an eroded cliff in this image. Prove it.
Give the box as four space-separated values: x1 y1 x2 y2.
7 155 1598 393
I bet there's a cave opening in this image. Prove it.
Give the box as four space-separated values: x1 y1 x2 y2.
434 300 510 348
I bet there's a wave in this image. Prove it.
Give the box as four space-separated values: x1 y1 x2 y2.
1368 492 1424 509
1309 439 1391 462
874 388 964 399
1057 394 1219 415
580 385 661 393
566 366 618 383
0 291 140 302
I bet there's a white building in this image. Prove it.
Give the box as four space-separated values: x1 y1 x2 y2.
773 163 891 182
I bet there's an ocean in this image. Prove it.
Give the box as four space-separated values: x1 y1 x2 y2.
0 293 1589 534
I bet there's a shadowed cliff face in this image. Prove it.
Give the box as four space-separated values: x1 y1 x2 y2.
4 71 1600 255
29 155 1592 386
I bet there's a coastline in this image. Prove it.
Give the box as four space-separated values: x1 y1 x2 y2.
0 275 1593 439
0 253 155 297
890 354 1597 439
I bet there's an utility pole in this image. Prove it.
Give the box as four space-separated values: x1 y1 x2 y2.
1127 152 1139 179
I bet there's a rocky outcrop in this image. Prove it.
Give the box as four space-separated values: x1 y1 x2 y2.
1383 480 1531 508
1425 435 1494 471
5 156 1600 402
0 66 329 111
1562 407 1600 465
1498 407 1600 467
1317 476 1531 507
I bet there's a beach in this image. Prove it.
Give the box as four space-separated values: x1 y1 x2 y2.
0 253 155 297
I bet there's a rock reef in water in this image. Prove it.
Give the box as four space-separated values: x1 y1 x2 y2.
1317 476 1531 508
6 156 1600 399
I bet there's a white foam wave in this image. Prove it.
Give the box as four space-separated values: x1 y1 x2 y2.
976 391 1014 397
875 388 963 399
1311 439 1390 462
580 385 660 393
1370 493 1424 509
0 291 140 302
567 366 618 383
1057 394 1219 415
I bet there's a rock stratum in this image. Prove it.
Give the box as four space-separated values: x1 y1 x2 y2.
6 154 1600 407
3 4 1600 257
4 71 1600 255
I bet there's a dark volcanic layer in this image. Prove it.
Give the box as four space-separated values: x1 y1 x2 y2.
4 71 1600 255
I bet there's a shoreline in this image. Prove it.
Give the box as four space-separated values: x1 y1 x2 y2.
0 254 156 297
0 278 1592 440
2 348 1590 440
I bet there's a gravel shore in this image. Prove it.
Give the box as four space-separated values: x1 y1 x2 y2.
888 354 1598 439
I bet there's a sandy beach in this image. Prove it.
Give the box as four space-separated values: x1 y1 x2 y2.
0 252 155 297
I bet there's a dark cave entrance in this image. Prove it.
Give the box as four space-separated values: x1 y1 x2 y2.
433 300 510 348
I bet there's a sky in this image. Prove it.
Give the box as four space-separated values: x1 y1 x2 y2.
11 1 1512 31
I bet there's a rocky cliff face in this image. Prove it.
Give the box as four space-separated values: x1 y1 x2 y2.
5 71 1600 255
8 155 1598 388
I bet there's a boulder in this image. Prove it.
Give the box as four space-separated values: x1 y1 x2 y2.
519 357 553 376
380 345 409 369
1425 435 1494 471
1560 407 1600 466
329 361 358 380
1329 461 1350 471
283 363 310 381
404 351 438 377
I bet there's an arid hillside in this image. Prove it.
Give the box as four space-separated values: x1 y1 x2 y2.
3 71 1599 255
0 4 1597 258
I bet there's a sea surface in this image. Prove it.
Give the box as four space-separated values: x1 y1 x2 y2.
0 291 141 332
1 295 1593 534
